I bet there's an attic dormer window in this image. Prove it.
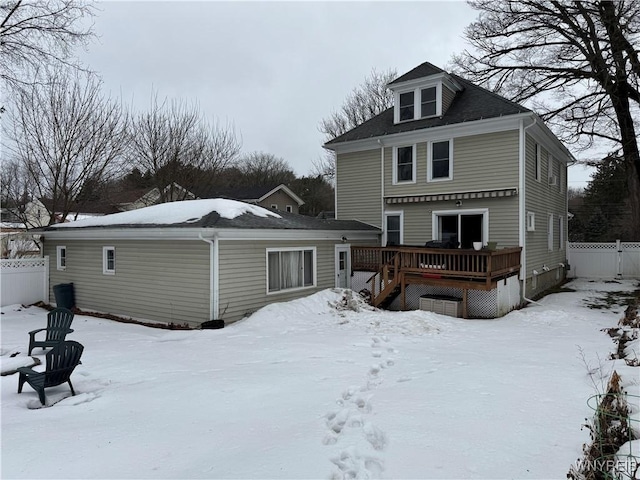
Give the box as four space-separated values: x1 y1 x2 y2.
394 83 442 123
421 87 437 117
399 92 414 121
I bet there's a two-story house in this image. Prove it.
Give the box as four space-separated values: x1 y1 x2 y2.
325 61 574 318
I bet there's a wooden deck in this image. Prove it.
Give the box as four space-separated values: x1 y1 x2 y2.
351 245 522 316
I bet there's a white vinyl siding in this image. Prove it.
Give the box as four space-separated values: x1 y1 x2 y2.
44 240 210 326
336 149 382 226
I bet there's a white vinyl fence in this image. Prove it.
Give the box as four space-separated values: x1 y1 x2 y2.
567 241 640 279
0 256 49 307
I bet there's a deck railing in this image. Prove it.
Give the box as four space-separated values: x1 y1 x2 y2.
352 245 522 283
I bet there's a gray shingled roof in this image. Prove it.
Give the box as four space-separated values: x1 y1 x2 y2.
326 69 530 146
387 61 445 85
39 209 380 232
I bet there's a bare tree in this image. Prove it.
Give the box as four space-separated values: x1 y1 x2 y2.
5 67 128 226
0 0 96 91
454 0 640 238
316 68 397 180
127 94 241 202
235 152 296 187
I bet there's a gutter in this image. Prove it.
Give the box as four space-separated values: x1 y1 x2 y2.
519 116 537 301
378 138 385 234
198 232 219 320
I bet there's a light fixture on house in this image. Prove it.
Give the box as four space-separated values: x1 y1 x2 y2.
455 200 462 207
542 264 550 272
341 236 347 243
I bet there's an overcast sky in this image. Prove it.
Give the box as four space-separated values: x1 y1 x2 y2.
80 1 594 187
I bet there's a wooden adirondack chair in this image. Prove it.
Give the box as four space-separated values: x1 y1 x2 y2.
28 308 74 356
17 340 84 405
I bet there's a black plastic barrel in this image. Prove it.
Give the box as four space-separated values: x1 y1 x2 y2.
53 283 75 309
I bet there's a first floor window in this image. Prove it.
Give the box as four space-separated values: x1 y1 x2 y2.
385 213 402 246
548 214 554 251
56 246 66 270
267 248 315 293
103 246 115 274
430 140 452 180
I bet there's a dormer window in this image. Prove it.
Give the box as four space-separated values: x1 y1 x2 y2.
394 84 441 123
421 87 437 117
399 92 414 121
390 71 462 125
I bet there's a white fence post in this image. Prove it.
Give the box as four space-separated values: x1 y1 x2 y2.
616 239 622 279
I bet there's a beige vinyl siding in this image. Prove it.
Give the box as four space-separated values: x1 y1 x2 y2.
388 196 519 247
384 130 520 196
218 239 338 323
44 239 210 326
257 191 299 213
336 149 381 226
442 85 456 114
524 134 568 294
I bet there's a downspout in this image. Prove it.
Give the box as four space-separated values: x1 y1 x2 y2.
198 233 219 320
378 138 385 241
521 116 538 305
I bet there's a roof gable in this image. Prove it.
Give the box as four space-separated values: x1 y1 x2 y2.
387 61 446 86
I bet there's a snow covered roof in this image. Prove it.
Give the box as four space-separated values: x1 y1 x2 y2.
40 198 379 233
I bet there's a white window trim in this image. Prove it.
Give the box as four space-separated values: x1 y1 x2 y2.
558 215 564 250
270 204 278 210
526 212 536 232
548 155 558 186
419 85 439 118
265 247 317 295
427 138 454 182
394 82 442 123
56 246 66 271
547 214 554 251
534 143 541 181
103 246 115 275
392 144 417 185
285 205 293 213
383 210 404 246
431 208 489 245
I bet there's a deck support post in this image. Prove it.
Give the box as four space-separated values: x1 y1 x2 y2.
462 288 469 319
401 273 406 310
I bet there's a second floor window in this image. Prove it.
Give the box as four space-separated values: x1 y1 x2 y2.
395 146 415 183
399 92 414 121
430 140 452 180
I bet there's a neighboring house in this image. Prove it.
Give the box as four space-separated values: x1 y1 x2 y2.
325 61 573 317
37 199 380 326
116 183 197 211
194 184 305 214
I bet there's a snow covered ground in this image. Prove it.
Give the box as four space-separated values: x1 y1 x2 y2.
1 278 638 479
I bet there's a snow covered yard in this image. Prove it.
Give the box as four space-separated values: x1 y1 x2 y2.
1 279 638 479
